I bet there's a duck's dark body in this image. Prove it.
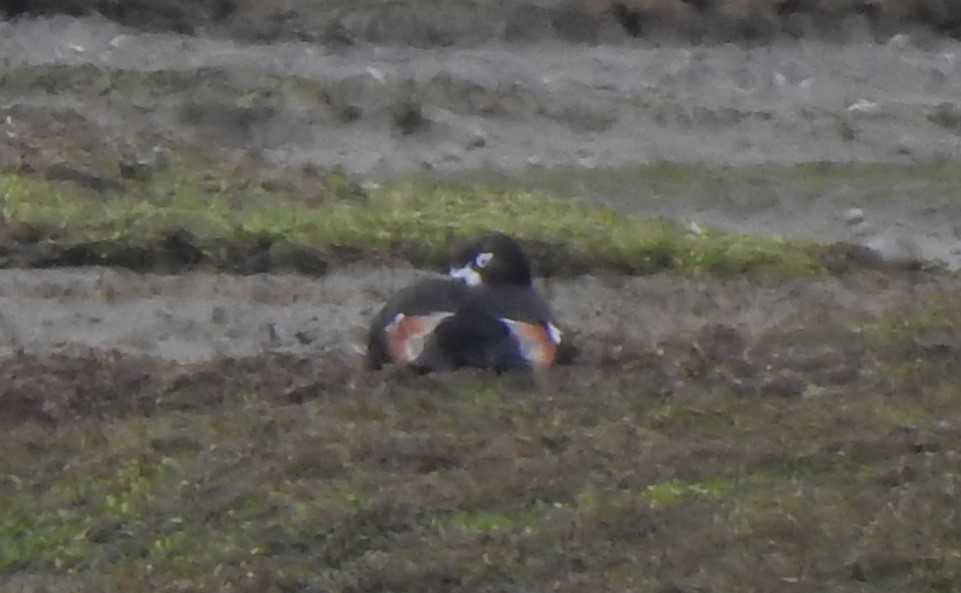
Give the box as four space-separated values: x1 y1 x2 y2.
366 233 576 373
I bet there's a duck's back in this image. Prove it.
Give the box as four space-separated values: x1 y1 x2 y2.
467 283 569 368
367 268 576 372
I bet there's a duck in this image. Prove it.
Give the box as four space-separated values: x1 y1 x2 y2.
366 232 576 373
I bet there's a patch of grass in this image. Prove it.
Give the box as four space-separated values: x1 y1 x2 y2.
852 302 960 383
853 303 957 344
431 475 729 541
456 160 961 212
575 476 730 513
0 166 827 276
433 505 547 536
3 313 961 591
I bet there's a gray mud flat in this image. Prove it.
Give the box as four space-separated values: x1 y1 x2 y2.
2 17 960 174
0 266 954 362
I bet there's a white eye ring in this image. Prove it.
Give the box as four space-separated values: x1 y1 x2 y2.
474 252 494 268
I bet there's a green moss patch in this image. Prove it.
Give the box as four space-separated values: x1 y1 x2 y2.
0 165 835 276
456 160 961 211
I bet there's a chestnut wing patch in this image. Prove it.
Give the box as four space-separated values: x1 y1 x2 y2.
384 312 455 364
500 319 562 367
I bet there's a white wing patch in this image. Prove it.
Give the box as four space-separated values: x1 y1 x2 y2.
547 323 562 345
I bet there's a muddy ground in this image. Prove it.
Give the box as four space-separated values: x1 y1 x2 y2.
2 3 961 590
0 264 952 364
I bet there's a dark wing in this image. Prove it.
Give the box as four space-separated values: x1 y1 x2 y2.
470 284 557 324
469 285 578 367
366 278 472 370
368 279 577 372
430 306 520 370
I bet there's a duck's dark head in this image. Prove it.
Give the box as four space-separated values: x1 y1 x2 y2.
448 232 532 287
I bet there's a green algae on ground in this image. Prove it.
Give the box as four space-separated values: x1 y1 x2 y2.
0 167 825 276
467 160 961 211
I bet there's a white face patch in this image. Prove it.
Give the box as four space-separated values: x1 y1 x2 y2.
448 265 483 286
473 251 494 269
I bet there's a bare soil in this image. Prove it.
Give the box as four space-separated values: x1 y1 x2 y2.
0 264 950 365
